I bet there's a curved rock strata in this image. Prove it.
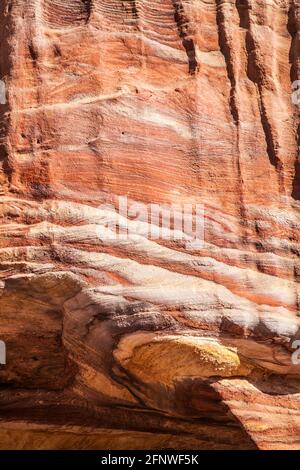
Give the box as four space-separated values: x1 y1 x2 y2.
0 0 300 450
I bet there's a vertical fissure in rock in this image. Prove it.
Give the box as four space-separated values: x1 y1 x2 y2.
235 0 250 29
288 0 300 200
215 0 248 220
172 0 198 74
122 0 138 19
240 0 284 192
0 1 13 191
216 0 239 124
83 0 92 22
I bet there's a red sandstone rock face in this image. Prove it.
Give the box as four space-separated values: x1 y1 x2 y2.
0 0 300 450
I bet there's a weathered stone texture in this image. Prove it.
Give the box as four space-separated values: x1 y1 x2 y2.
0 0 300 450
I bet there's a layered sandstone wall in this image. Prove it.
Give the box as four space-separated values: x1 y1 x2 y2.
0 0 300 450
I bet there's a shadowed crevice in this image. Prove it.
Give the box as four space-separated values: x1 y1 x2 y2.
288 0 300 200
0 1 13 190
122 0 138 19
172 0 198 75
236 0 285 192
216 0 239 124
236 0 250 29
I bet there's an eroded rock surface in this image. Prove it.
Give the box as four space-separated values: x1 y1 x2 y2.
0 0 300 450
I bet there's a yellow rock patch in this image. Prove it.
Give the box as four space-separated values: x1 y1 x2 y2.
125 337 252 386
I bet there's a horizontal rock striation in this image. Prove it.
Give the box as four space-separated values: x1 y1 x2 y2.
0 0 300 450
